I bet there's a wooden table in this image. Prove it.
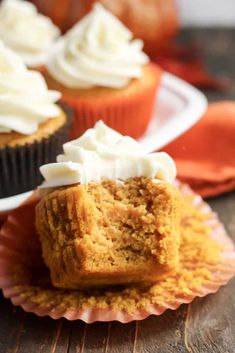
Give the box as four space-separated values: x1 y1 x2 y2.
1 29 235 353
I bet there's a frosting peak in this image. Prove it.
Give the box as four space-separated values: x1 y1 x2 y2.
0 42 61 134
47 3 149 89
0 0 60 68
39 121 176 189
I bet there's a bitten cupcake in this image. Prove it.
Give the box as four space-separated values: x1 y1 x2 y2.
0 0 60 70
36 121 180 289
45 3 162 139
0 42 71 199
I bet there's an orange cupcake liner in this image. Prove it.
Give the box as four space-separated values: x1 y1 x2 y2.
61 65 162 140
63 85 158 140
0 182 234 323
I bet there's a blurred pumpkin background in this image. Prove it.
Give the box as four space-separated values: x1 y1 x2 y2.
28 0 231 89
29 0 179 57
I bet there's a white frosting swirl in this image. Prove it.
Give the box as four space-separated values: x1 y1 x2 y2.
0 0 60 68
47 3 149 89
39 121 176 189
0 42 61 134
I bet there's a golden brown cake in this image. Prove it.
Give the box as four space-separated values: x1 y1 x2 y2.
45 64 161 100
36 177 181 289
0 108 67 149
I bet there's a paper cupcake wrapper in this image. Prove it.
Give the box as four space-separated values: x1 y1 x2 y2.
0 182 234 323
60 65 162 140
0 104 72 199
63 85 158 140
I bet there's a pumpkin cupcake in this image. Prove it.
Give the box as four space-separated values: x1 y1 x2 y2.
0 0 60 71
45 3 162 139
36 121 180 289
0 42 71 198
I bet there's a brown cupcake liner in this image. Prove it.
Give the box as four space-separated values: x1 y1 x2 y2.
0 182 234 323
0 103 72 199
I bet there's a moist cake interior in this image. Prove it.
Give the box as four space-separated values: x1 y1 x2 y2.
36 177 180 289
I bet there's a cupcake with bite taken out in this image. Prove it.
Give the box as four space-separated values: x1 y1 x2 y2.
0 0 60 71
0 42 71 199
36 121 180 289
45 3 162 140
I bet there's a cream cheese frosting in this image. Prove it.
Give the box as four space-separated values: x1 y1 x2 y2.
0 42 61 135
0 0 60 68
47 3 149 89
39 121 176 189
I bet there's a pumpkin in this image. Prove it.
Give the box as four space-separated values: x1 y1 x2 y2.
30 0 179 57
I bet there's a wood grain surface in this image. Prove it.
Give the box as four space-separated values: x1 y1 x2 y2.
0 29 235 353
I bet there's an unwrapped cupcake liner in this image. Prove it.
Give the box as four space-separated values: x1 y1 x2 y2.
0 104 72 199
0 182 234 323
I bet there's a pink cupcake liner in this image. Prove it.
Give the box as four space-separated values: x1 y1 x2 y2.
0 183 235 323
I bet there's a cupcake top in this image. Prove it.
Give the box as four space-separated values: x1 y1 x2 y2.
39 121 176 189
0 0 60 68
0 42 61 135
47 3 149 89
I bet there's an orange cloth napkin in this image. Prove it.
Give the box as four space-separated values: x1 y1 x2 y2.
164 102 235 198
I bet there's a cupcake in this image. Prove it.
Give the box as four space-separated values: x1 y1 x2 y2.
45 3 162 140
36 121 181 289
0 0 60 71
0 42 71 199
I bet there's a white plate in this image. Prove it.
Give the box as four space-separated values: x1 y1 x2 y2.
0 72 207 215
0 190 33 216
138 72 207 152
